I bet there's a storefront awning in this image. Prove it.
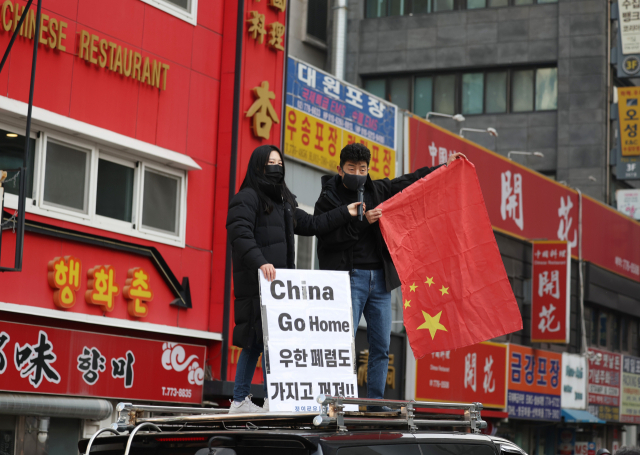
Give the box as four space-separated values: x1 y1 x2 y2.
561 409 605 424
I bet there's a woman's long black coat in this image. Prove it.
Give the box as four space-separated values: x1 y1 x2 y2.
226 187 351 349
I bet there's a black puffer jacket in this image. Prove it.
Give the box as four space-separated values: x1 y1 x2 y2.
314 166 440 292
226 187 352 349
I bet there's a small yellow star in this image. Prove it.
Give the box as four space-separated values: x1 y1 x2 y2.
425 276 434 287
404 299 411 309
409 282 418 292
417 310 448 340
439 285 449 296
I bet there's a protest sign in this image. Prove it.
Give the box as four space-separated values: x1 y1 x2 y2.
259 269 358 412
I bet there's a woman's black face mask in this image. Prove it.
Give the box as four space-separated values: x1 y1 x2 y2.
341 171 367 191
264 164 284 183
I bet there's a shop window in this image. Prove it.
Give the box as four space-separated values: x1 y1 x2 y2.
365 0 388 17
599 312 608 347
467 0 486 9
389 77 411 110
589 307 598 346
389 0 406 15
47 418 80 454
43 139 91 215
535 68 558 111
0 415 15 455
0 128 35 198
462 72 484 115
486 71 508 114
433 0 455 10
306 0 328 43
413 0 431 13
434 75 456 115
621 317 629 352
96 157 135 223
364 79 386 101
414 76 433 117
613 316 621 351
512 70 535 112
141 167 181 236
139 0 197 25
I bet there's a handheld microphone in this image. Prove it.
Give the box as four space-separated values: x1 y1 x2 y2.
357 184 365 221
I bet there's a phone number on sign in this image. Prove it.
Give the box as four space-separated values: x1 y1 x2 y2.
162 387 192 398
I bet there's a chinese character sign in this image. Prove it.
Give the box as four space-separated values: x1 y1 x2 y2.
561 352 587 410
259 269 358 413
507 344 562 421
618 87 640 157
616 189 640 220
415 342 508 408
0 320 206 403
621 355 640 423
285 57 397 180
618 0 640 55
588 348 621 421
531 241 570 343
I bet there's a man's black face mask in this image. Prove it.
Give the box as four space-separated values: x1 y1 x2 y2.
265 165 284 183
342 171 367 191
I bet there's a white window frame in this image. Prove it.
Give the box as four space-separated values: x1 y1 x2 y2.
38 133 93 220
139 0 198 26
137 162 187 241
3 125 188 248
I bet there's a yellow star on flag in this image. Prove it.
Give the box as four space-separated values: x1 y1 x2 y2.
425 276 434 287
404 299 411 309
417 310 448 340
409 282 418 292
439 285 449 296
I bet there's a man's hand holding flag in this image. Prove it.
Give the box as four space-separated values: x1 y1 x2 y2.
379 158 522 359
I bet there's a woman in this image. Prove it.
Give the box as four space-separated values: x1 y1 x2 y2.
226 145 362 414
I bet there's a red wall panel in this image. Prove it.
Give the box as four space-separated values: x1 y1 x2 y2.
191 26 222 80
77 0 145 48
141 5 194 68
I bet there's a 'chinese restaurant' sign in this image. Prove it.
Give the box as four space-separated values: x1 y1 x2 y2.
415 342 507 408
588 348 621 421
285 57 397 180
0 320 206 403
618 87 640 157
531 241 570 343
507 344 561 421
621 355 640 423
561 352 587 410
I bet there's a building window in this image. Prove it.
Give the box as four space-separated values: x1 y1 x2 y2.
363 66 556 116
139 0 198 25
306 0 328 43
599 311 608 347
0 128 35 198
96 157 135 223
365 0 554 17
621 317 629 352
141 167 181 236
43 140 91 215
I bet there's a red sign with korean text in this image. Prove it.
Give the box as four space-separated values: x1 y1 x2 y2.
531 241 570 343
507 344 562 420
407 115 640 283
588 348 621 421
0 320 206 403
415 342 508 408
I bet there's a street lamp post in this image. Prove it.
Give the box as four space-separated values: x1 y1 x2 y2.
459 127 498 150
507 151 544 160
426 112 465 122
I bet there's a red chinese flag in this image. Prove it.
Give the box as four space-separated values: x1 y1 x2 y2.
379 159 522 359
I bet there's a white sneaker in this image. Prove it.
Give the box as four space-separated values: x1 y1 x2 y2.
228 395 266 414
263 398 269 412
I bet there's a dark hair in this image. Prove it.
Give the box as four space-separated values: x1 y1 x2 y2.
340 143 371 168
239 145 297 216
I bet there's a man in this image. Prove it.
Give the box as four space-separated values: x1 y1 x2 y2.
314 143 464 410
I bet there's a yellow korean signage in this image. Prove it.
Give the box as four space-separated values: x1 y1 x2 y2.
618 87 640 156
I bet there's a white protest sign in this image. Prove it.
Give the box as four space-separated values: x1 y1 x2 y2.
260 269 358 413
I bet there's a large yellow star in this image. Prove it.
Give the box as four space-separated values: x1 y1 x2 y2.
425 277 434 287
404 299 411 309
409 282 418 292
417 311 448 340
439 285 449 296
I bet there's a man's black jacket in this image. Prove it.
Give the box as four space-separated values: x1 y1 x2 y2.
314 166 440 292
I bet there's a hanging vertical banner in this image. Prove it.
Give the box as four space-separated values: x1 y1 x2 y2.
588 348 621 422
561 352 587 410
621 355 640 423
259 269 358 413
531 241 570 343
284 56 397 180
618 88 640 157
507 344 562 421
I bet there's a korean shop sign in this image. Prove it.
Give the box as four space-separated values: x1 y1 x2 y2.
618 87 640 157
507 344 561 421
415 342 508 408
588 348 621 422
621 355 640 423
531 241 570 343
561 352 587 409
284 57 397 180
259 269 358 413
0 320 206 403
618 0 640 55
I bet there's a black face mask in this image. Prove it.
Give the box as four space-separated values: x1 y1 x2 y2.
342 172 367 191
264 165 284 184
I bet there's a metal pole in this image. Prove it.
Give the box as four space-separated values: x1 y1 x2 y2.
15 0 42 271
0 0 35 74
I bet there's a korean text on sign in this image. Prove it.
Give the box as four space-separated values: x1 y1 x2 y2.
621 355 640 423
588 348 621 422
259 269 358 413
618 87 640 157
